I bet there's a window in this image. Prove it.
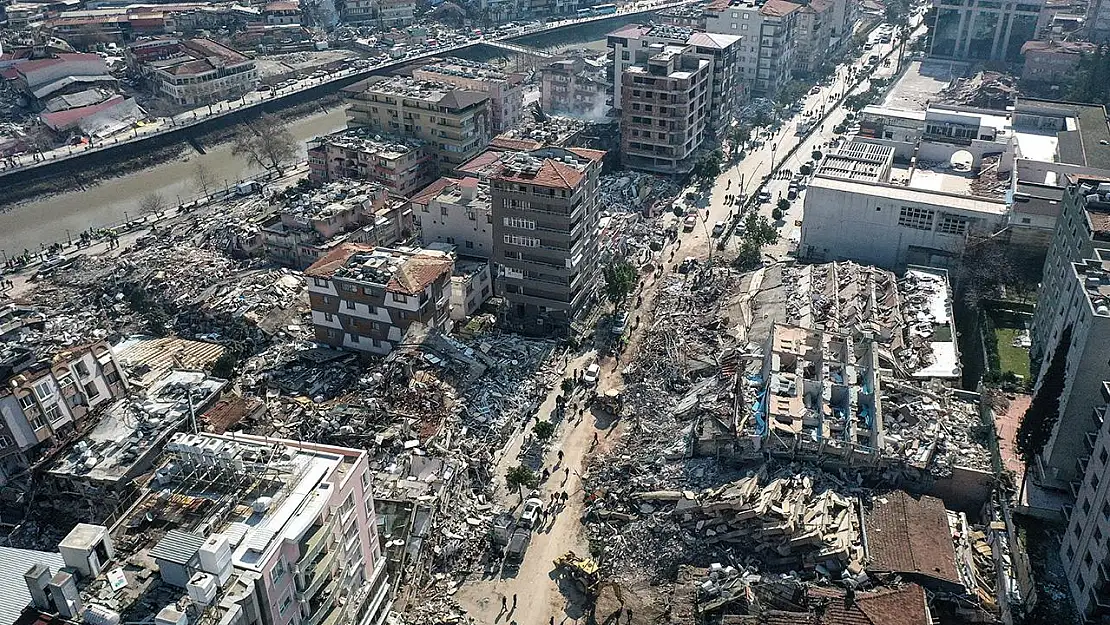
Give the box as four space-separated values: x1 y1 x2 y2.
349 333 360 343
342 284 356 293
0 436 11 449
33 381 52 401
391 293 409 303
272 559 287 585
346 300 356 309
1084 498 1092 516
465 240 474 249
325 313 334 322
936 213 969 236
1100 447 1108 465
1086 551 1094 569
897 206 935 231
58 376 73 392
313 277 328 287
441 206 449 216
29 413 47 431
279 592 293 615
18 395 34 410
74 361 89 377
84 381 99 399
503 234 540 248
1097 526 1104 544
503 217 536 230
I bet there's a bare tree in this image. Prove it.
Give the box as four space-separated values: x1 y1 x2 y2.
139 192 167 216
232 114 297 176
192 161 216 198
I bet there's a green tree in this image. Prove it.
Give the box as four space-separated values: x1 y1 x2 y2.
744 213 779 246
772 207 784 221
776 198 790 212
735 240 762 270
811 150 823 162
560 378 575 394
603 260 637 308
533 420 555 441
730 125 752 157
695 149 724 180
1016 326 1072 465
506 465 538 490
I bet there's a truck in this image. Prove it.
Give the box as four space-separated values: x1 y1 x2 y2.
596 389 623 416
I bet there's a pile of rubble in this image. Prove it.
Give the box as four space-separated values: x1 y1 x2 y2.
969 155 1008 199
939 71 1017 110
638 469 864 574
599 170 682 216
880 380 993 475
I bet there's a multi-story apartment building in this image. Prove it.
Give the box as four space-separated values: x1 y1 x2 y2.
658 3 708 28
24 432 391 625
337 0 414 25
306 244 453 355
344 76 491 173
608 24 743 143
1030 178 1110 368
539 56 612 119
128 38 257 106
307 128 435 196
705 0 800 98
490 146 605 333
930 0 1044 62
1060 382 1110 621
620 43 712 174
261 181 411 270
263 1 301 24
794 0 833 75
0 341 128 485
412 59 524 133
418 176 495 259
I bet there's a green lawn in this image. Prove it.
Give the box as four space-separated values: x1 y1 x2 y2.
994 327 1031 381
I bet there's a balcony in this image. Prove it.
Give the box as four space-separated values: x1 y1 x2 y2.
299 523 330 566
303 578 340 625
297 549 337 601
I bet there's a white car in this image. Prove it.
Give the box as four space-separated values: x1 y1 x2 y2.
583 363 601 384
520 497 543 528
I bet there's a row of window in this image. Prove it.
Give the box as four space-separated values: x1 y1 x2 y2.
895 206 970 235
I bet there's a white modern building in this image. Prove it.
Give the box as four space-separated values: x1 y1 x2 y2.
704 0 800 98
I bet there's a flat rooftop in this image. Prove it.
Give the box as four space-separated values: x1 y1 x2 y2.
415 57 518 83
881 59 966 111
808 176 1009 215
312 127 425 160
47 370 227 484
1073 249 1110 318
818 141 894 182
276 180 388 222
355 75 489 109
306 244 453 295
1015 98 1110 170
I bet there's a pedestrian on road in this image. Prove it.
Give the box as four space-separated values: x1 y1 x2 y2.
512 594 518 609
557 450 564 462
501 596 507 612
542 468 550 481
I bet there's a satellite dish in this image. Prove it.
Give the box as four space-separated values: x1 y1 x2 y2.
949 150 973 172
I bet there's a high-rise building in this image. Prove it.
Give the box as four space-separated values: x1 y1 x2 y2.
704 0 800 98
608 24 743 128
307 128 435 196
539 56 612 119
1060 381 1110 621
490 146 605 333
619 43 712 174
412 58 525 133
344 76 491 173
929 0 1044 62
1030 177 1110 368
794 0 833 75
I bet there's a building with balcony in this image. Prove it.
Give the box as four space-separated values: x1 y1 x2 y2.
705 0 800 98
539 56 612 119
263 1 301 24
619 43 711 175
128 38 257 106
337 0 414 25
306 244 454 355
0 341 128 486
1060 382 1110 621
307 128 435 196
451 257 493 320
490 146 605 334
412 58 525 133
930 0 1044 62
261 181 411 271
19 432 391 625
794 0 833 75
1030 178 1110 368
344 76 491 173
608 24 743 132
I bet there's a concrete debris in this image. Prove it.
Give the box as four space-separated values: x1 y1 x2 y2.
939 71 1017 110
599 170 682 217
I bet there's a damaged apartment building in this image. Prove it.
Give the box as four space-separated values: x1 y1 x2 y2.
307 128 436 197
12 432 391 625
306 243 454 355
262 180 413 270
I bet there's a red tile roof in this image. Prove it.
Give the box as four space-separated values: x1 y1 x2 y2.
809 584 930 625
305 243 376 278
761 0 802 17
864 490 961 585
410 176 459 207
494 158 585 189
456 148 504 176
386 254 453 295
490 137 544 151
567 147 606 162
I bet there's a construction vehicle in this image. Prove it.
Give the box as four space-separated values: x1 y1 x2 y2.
595 389 623 416
553 550 602 597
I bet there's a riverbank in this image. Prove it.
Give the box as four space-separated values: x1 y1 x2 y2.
0 94 343 209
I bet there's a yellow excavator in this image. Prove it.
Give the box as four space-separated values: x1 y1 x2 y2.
553 550 603 597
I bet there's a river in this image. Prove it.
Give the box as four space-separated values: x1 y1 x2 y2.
0 106 347 257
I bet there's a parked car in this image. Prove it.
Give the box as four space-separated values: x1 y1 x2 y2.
611 311 629 336
520 497 544 528
712 221 727 236
683 214 698 231
678 256 699 273
583 363 601 384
